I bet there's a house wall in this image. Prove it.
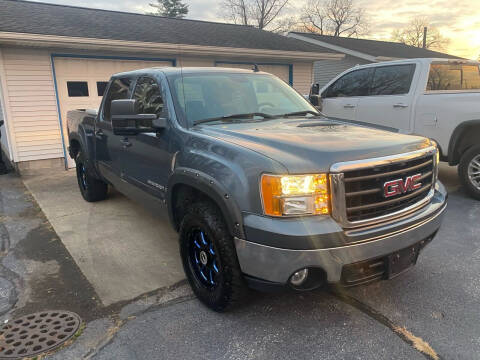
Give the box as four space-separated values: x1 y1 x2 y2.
1 47 63 164
1 47 316 169
292 62 313 95
313 54 371 87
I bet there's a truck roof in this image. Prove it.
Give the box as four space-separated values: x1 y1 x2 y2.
350 57 479 69
112 66 270 79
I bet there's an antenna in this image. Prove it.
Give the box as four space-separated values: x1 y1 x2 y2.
253 64 260 72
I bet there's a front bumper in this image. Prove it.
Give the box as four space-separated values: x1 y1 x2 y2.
235 182 447 285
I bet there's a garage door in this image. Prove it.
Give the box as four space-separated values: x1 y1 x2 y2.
215 62 290 84
54 57 172 168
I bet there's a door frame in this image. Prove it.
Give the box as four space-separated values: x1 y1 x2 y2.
50 53 176 169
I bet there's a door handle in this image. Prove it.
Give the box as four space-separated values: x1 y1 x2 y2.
95 129 104 139
120 138 132 148
344 104 356 109
393 103 409 108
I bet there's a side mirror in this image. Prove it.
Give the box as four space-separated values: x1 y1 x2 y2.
310 83 320 96
308 83 323 110
111 99 167 136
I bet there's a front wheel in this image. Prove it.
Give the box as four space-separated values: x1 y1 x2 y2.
179 201 247 311
458 145 480 200
75 150 108 202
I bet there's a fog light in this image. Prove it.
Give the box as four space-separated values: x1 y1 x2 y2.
290 268 309 286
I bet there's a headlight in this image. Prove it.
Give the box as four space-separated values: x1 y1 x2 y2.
261 174 330 216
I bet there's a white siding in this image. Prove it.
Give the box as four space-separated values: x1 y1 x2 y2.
2 48 63 162
313 55 371 87
178 57 214 67
292 62 313 95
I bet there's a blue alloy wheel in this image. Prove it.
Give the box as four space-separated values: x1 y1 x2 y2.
78 163 88 191
188 228 220 288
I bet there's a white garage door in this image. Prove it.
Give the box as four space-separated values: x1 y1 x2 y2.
216 63 290 84
54 57 172 168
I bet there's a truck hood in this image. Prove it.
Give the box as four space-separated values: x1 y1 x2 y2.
195 118 432 173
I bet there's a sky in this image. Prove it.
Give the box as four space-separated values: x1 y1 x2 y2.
30 0 480 59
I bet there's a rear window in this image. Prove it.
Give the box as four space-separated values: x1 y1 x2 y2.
427 64 480 91
370 64 415 95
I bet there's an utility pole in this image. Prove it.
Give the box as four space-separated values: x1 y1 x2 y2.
423 27 427 48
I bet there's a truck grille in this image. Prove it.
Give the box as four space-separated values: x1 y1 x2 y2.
343 154 434 222
330 147 437 228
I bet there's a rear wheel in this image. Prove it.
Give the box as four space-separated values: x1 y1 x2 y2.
75 150 108 202
179 201 247 311
458 145 480 200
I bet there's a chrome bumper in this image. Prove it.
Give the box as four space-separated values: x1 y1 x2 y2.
235 182 447 284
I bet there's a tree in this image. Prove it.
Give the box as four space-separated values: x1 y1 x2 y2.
149 0 189 18
221 0 289 30
391 17 450 50
300 0 369 37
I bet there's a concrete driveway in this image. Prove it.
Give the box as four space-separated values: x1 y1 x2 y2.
22 170 183 306
18 163 480 360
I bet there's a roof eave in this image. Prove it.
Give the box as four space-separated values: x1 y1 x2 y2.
0 32 343 61
288 33 378 62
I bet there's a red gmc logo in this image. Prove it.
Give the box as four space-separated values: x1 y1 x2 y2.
383 174 422 198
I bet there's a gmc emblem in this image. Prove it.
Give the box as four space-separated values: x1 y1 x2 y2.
383 174 422 198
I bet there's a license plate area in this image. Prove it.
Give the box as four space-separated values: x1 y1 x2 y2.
387 243 421 279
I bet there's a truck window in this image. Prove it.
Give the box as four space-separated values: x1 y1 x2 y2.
103 78 132 122
427 64 480 91
133 77 166 117
324 68 372 98
370 64 415 96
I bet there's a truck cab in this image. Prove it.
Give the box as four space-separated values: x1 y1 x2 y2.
312 58 480 199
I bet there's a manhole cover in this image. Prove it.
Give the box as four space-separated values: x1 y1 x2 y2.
0 311 81 359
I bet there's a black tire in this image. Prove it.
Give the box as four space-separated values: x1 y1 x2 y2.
75 150 108 202
458 145 480 200
179 201 247 311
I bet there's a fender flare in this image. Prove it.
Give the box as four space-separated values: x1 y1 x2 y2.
167 168 245 239
448 119 480 165
68 126 101 178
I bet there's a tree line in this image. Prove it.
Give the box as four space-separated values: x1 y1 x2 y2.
148 0 450 51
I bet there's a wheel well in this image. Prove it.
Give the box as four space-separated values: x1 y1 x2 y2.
69 139 81 159
450 123 480 165
171 184 227 232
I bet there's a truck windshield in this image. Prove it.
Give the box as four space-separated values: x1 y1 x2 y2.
169 72 318 126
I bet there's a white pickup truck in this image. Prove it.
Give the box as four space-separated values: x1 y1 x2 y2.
310 58 480 199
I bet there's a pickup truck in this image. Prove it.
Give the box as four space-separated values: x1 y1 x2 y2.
309 58 480 200
68 67 447 311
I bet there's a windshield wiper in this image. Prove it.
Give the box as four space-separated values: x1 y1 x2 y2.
279 110 321 118
194 112 274 125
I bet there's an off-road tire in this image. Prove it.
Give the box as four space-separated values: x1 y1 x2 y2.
75 149 108 202
179 201 248 311
458 145 480 200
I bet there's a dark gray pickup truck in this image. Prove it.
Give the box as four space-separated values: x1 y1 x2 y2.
67 67 447 311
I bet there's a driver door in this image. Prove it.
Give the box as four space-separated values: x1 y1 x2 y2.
122 76 172 201
320 68 373 122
